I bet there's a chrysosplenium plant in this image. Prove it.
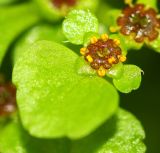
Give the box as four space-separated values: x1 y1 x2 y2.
2 0 160 152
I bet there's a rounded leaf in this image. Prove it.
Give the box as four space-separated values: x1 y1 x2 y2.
107 63 124 79
63 9 98 45
13 40 119 139
113 65 142 93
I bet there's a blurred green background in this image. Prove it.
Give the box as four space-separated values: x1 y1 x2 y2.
121 47 160 153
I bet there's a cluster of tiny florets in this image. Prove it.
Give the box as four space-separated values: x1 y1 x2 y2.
80 34 126 77
0 83 17 116
117 4 160 42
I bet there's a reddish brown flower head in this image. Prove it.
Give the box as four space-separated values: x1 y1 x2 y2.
80 34 126 77
52 0 76 9
0 83 17 116
117 4 160 42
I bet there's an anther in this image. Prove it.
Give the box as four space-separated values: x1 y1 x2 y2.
90 36 98 44
86 55 93 63
81 36 126 77
97 66 106 77
108 56 116 64
80 47 87 55
101 34 108 41
119 55 127 62
113 39 121 46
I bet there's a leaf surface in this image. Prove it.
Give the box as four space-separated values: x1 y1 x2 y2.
113 65 142 93
71 108 146 153
13 40 118 139
0 109 146 153
63 9 98 45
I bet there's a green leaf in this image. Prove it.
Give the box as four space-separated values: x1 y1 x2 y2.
0 109 146 153
63 9 98 45
0 2 40 65
0 116 69 153
107 63 124 79
12 24 66 63
12 40 119 139
113 65 142 93
71 108 146 153
75 56 96 76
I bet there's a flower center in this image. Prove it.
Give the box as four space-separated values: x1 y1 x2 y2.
117 4 160 42
80 34 126 77
0 83 17 116
52 0 76 9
